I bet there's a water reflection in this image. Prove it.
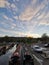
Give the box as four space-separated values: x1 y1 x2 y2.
0 45 16 65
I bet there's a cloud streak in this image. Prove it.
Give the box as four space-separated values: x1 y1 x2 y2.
19 0 49 23
3 15 13 21
0 0 6 7
0 0 49 37
0 28 40 37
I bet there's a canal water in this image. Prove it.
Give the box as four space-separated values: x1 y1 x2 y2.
0 45 16 65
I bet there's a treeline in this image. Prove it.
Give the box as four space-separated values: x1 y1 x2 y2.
0 36 38 43
0 33 49 44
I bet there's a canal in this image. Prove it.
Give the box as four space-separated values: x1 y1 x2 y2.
0 45 16 65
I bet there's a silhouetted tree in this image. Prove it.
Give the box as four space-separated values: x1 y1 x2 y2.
41 33 49 43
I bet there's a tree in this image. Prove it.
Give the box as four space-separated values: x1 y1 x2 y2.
41 33 49 43
42 33 48 38
4 35 9 42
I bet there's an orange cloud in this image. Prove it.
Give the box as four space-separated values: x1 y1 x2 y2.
0 0 6 7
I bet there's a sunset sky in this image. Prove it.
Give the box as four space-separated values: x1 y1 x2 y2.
0 0 49 38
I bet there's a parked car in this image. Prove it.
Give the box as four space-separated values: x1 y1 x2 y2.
33 45 46 53
44 43 49 47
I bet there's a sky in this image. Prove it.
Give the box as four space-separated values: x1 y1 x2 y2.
0 0 49 38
